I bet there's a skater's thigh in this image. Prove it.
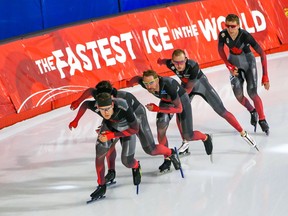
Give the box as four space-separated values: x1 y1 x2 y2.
178 96 194 140
156 112 173 129
96 140 113 157
135 105 155 148
230 75 244 97
198 77 226 115
120 135 136 157
120 135 136 167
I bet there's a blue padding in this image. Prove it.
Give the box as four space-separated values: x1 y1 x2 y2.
0 0 43 41
119 0 181 12
42 0 119 29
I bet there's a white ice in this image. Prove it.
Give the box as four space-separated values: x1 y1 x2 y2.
1 51 288 216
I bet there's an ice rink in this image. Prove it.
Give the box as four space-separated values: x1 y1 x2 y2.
1 51 288 216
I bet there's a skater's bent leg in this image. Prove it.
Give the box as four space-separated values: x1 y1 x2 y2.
247 88 266 120
156 113 171 147
177 102 207 142
135 105 156 155
120 135 138 168
222 111 243 132
176 116 184 140
95 141 110 185
202 83 243 133
137 125 172 156
137 116 159 155
190 130 207 141
135 104 172 157
231 76 254 112
122 155 139 169
148 144 172 157
106 143 117 170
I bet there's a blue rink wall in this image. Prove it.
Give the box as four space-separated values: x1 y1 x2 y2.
0 0 183 41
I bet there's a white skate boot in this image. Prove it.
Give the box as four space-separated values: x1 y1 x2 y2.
178 140 190 156
241 131 259 151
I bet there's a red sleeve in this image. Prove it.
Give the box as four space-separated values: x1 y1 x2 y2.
71 101 90 124
218 42 230 65
114 107 139 138
159 97 183 114
77 88 94 101
253 44 269 82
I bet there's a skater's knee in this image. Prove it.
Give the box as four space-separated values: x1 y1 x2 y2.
220 110 230 118
235 95 244 103
96 144 109 157
142 146 155 155
157 121 169 131
156 114 170 129
247 88 258 99
182 132 194 141
215 109 226 118
121 155 134 168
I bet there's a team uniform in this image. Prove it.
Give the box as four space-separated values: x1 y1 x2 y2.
115 90 174 157
87 97 141 200
218 28 269 134
138 76 213 171
70 88 180 178
94 98 139 184
165 58 244 133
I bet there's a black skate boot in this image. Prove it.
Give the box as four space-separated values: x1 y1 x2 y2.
203 134 213 163
259 119 269 135
203 134 213 155
159 158 171 173
105 169 116 185
89 184 106 200
168 149 181 170
132 161 141 186
250 109 258 132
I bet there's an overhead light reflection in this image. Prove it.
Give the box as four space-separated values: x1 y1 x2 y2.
266 144 288 153
50 185 77 190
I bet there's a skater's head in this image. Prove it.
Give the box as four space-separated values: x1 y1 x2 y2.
225 14 240 24
93 80 117 99
225 14 240 36
96 92 114 119
142 70 160 94
171 49 187 72
95 80 112 91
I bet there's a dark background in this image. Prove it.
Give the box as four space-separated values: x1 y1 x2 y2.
0 0 196 42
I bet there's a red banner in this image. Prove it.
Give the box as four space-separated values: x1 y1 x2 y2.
0 0 287 128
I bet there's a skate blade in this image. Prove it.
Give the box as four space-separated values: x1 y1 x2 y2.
173 147 184 178
157 169 172 175
254 124 257 133
179 166 185 178
86 195 106 204
136 184 139 195
179 152 191 158
209 154 213 163
265 130 269 136
106 181 116 186
254 145 260 152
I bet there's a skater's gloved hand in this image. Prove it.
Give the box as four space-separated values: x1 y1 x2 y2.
126 76 141 88
226 63 238 76
226 63 236 71
99 131 115 142
261 76 270 90
95 125 101 134
69 120 78 130
145 103 160 112
157 57 166 65
70 100 80 110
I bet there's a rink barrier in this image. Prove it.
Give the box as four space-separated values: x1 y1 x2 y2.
0 0 287 129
